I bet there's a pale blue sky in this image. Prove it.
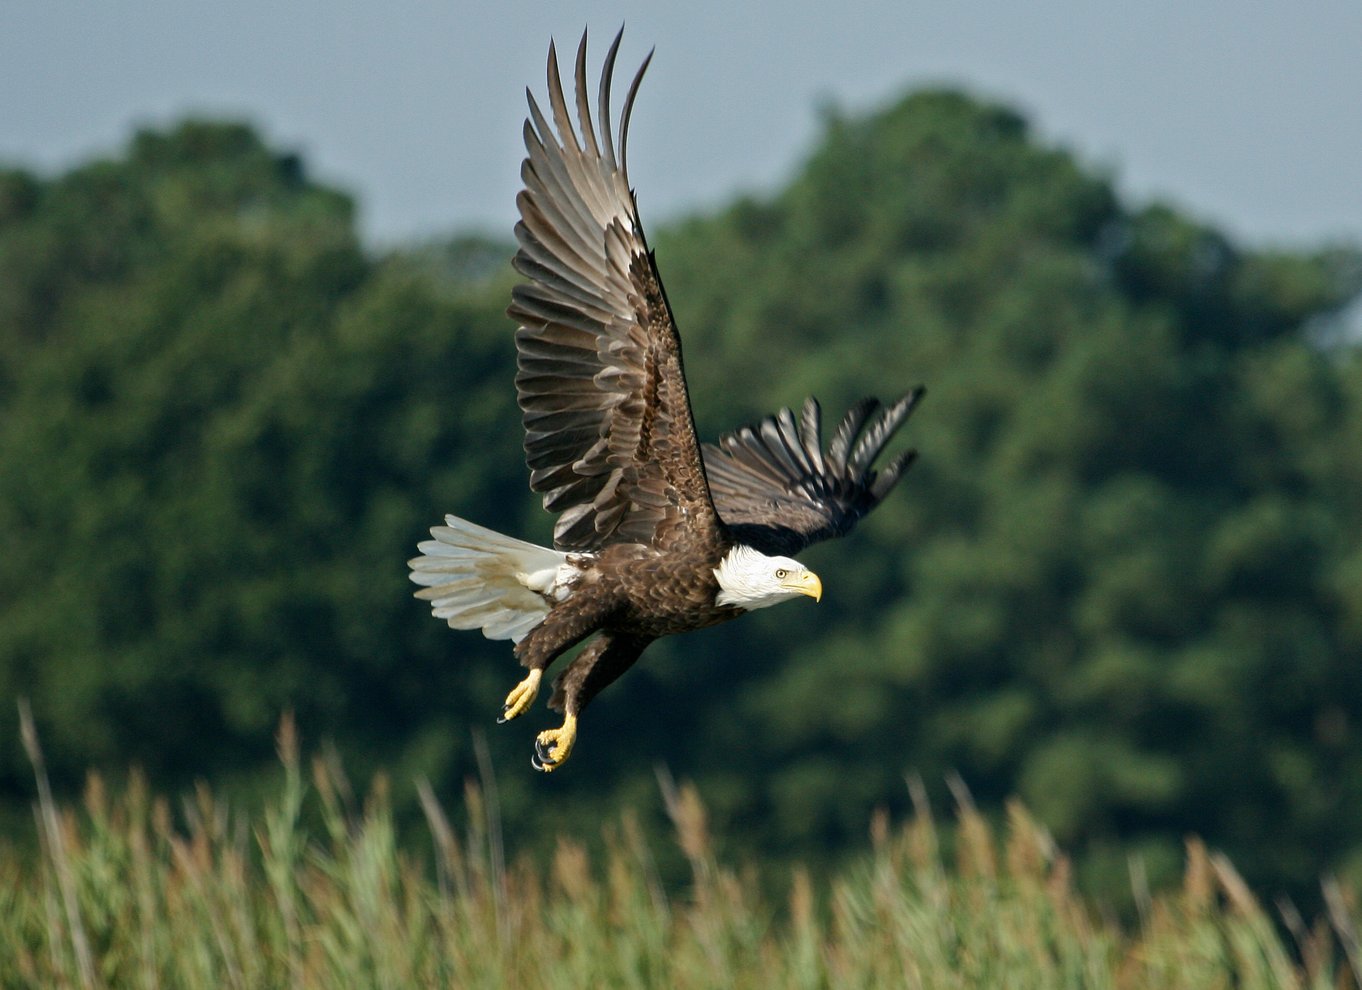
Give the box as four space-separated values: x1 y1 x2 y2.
3 1 1359 250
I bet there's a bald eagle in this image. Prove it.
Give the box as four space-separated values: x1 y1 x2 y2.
410 30 923 772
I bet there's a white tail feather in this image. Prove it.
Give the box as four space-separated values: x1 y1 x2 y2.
409 514 574 643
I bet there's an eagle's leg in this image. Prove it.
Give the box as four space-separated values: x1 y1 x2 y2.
500 594 612 726
497 669 541 724
532 633 651 773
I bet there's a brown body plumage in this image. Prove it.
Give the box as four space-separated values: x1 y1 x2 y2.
516 539 740 715
410 30 923 771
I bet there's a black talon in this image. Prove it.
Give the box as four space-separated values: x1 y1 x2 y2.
534 736 557 767
531 752 544 771
497 707 510 725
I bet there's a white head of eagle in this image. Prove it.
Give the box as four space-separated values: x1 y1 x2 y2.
713 544 823 610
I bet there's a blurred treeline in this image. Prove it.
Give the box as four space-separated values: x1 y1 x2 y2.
1 88 1360 904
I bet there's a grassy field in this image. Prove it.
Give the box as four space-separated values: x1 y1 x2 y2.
4 712 1361 989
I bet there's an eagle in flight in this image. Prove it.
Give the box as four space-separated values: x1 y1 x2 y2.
410 30 923 772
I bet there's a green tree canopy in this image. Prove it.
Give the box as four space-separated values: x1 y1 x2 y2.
1 95 1360 901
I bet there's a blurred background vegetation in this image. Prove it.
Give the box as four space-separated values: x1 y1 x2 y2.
1 87 1360 908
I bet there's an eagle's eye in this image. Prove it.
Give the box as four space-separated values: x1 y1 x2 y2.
775 568 789 579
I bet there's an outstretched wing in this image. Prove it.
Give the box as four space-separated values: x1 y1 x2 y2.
702 390 925 556
508 31 721 553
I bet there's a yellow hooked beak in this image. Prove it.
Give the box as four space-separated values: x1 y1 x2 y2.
787 569 823 603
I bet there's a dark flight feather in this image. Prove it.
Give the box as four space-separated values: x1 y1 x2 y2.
507 29 718 554
703 389 926 556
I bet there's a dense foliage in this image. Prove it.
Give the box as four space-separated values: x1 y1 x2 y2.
1 91 1360 901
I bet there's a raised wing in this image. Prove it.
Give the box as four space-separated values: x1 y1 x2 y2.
702 390 925 556
508 30 721 553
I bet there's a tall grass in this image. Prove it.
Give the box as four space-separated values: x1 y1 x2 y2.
4 708 1359 989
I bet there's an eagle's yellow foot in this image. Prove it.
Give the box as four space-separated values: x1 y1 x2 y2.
497 669 542 724
530 714 578 772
